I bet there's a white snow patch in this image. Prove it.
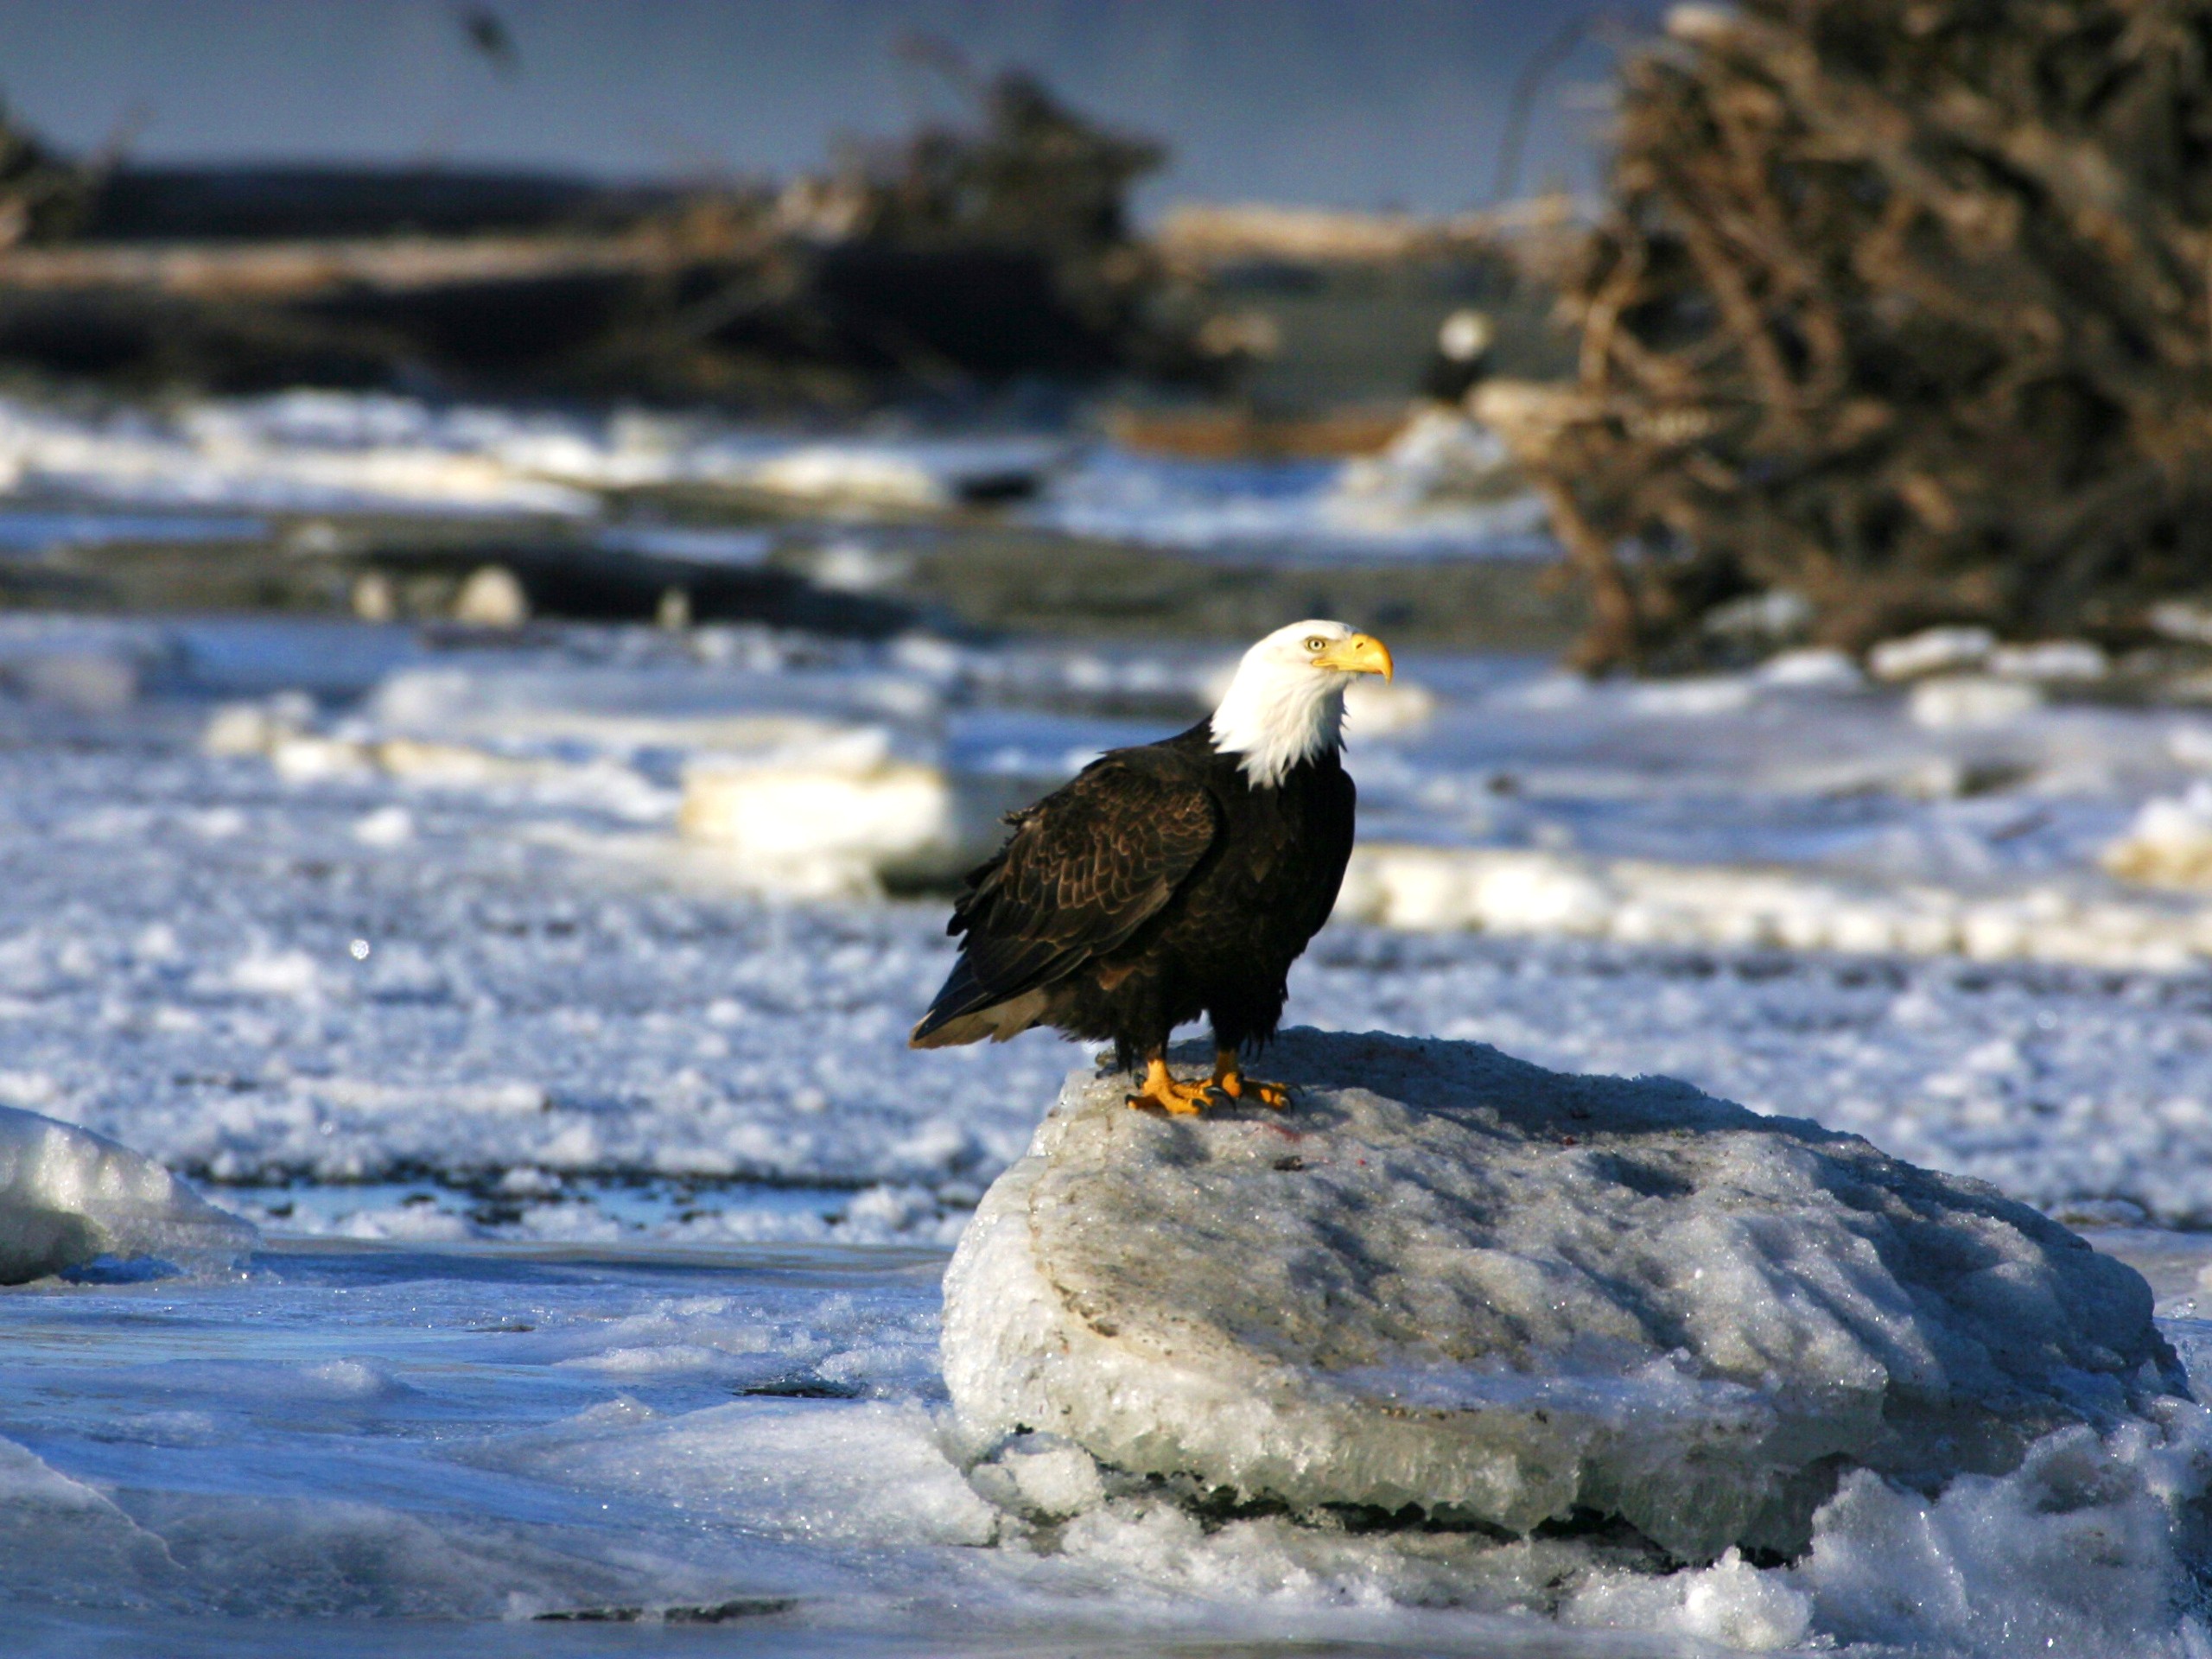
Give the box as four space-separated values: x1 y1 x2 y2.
226 948 323 1000
1036 442 1554 560
351 805 415 848
743 447 952 512
1755 646 1864 690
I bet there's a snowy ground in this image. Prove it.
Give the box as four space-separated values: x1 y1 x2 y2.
10 613 2212 1229
0 387 1550 561
10 606 2212 1649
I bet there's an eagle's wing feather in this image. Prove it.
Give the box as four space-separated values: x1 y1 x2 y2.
1294 764 1357 942
911 754 1221 1043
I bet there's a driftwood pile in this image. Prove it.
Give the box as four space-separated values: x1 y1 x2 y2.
1487 0 2212 671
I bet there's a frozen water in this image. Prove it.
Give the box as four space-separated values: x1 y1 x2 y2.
17 610 2212 1649
1031 442 1555 562
13 613 2212 1230
2 1229 2209 1656
0 384 1571 559
0 389 1067 520
0 1106 254 1282
944 1028 2182 1560
166 604 2212 944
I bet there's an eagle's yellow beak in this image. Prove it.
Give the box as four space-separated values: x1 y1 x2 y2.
1314 632 1394 683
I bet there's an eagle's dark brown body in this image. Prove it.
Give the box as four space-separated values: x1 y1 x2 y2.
910 721 1357 1070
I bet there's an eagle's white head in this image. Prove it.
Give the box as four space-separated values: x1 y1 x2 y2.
1209 620 1395 788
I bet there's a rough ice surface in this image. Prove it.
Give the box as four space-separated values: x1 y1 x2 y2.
18 613 2212 1235
0 1105 254 1282
944 1028 2183 1561
0 386 1555 556
16 613 2212 1650
4 1231 2212 1656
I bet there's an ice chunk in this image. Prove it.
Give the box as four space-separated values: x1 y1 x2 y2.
2104 781 2212 890
1704 588 1815 644
0 1105 255 1282
1867 626 1996 681
1343 677 1436 735
679 732 1044 896
1908 672 2043 728
1754 646 1863 690
1988 639 2107 683
942 1029 2182 1563
486 1397 998 1548
449 564 530 628
745 447 951 512
1333 408 1518 507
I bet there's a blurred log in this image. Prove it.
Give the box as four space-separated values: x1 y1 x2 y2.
1503 0 2212 671
0 231 725 298
73 166 679 243
0 71 1200 403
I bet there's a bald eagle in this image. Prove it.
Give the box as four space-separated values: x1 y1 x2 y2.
911 620 1393 1114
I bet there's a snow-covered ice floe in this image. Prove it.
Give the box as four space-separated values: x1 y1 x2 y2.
1341 842 2212 972
0 389 1066 519
0 1105 253 1282
205 642 1085 896
933 1028 2212 1653
946 1027 2181 1567
680 731 1046 896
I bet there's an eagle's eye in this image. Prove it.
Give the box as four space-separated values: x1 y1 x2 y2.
1304 635 1330 653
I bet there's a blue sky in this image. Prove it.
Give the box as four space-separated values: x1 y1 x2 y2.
0 0 1666 213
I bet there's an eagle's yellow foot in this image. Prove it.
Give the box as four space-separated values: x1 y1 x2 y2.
1127 1056 1217 1116
1213 1050 1292 1110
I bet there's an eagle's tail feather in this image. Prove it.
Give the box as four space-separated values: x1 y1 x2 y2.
911 944 1078 1049
909 986 1050 1049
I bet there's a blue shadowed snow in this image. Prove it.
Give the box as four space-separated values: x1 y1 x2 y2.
596 524 776 566
1032 445 1557 563
0 511 264 555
